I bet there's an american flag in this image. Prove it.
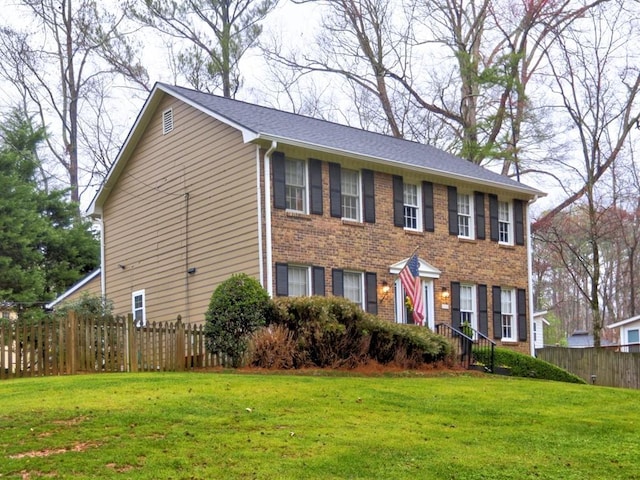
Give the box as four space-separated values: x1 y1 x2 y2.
399 253 424 326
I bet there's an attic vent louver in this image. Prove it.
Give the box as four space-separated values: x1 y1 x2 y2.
162 109 173 135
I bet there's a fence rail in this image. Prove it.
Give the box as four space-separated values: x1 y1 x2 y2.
537 346 640 389
0 313 222 379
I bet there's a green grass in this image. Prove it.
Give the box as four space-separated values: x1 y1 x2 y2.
1 372 638 479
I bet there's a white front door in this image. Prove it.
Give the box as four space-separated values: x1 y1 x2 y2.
394 279 435 330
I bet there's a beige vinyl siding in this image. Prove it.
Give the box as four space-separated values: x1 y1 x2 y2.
58 274 102 305
103 95 260 324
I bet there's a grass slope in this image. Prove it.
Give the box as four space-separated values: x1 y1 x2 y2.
1 372 638 479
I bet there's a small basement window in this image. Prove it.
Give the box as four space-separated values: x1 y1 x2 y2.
162 109 173 135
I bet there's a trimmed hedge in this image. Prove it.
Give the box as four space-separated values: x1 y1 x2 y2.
474 347 586 384
260 296 452 368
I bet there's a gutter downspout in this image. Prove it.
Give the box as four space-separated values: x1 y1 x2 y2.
527 196 539 357
97 216 106 299
263 141 277 296
255 146 264 288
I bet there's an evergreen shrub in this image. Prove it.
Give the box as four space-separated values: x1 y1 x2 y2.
204 274 273 367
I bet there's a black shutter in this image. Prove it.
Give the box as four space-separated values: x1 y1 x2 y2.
517 288 527 341
475 192 485 240
448 186 458 235
329 162 342 218
451 282 461 329
332 269 344 297
514 199 525 245
477 284 488 336
489 194 499 242
492 286 502 339
312 266 325 296
365 272 378 314
275 263 288 296
362 169 376 223
309 159 323 215
272 151 286 210
393 175 404 227
422 181 435 232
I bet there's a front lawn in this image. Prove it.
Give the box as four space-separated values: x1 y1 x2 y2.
1 372 638 479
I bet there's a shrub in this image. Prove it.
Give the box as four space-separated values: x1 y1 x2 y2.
267 296 452 369
249 325 298 369
204 274 272 367
473 347 586 384
55 292 114 319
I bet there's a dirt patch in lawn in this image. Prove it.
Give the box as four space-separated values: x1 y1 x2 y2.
9 442 99 459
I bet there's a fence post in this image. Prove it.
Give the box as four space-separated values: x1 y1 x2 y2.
127 314 137 373
66 311 77 375
175 317 185 371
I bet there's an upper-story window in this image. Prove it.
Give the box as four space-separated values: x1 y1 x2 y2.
498 200 513 244
403 183 420 230
501 288 516 341
458 193 474 239
285 158 307 212
341 169 361 221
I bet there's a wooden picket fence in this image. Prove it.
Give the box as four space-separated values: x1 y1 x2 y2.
0 313 223 379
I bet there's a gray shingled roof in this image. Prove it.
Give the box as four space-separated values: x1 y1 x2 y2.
159 83 542 197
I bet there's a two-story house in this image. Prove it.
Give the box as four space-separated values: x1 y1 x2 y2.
87 83 543 354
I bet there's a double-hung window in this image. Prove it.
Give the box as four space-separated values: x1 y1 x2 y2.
132 290 146 327
285 158 306 212
341 169 360 221
403 183 420 230
498 200 513 244
343 271 363 307
458 193 474 239
501 288 516 341
460 284 476 329
288 265 310 297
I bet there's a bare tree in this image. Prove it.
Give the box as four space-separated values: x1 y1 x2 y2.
0 0 147 204
130 0 279 98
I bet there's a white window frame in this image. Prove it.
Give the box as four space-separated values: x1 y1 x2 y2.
458 193 474 239
162 109 173 135
460 284 477 332
285 158 307 213
343 271 364 307
498 200 513 245
132 289 146 326
288 265 311 297
403 183 421 231
341 169 361 221
501 288 517 341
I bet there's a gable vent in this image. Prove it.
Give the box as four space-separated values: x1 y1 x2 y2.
162 109 174 135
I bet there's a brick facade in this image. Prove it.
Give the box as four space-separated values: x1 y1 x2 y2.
265 153 531 354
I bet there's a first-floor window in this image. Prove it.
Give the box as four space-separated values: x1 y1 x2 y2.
288 265 310 296
343 271 363 306
132 290 146 326
501 289 516 341
460 284 476 329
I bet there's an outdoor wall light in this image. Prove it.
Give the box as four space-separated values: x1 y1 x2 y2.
441 286 450 309
187 267 196 274
380 280 390 302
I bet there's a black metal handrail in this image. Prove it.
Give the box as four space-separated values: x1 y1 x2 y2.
435 323 496 373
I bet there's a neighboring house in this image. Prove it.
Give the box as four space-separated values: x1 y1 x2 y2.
0 306 17 322
567 330 616 348
607 316 640 352
533 311 550 350
85 83 544 354
46 269 102 310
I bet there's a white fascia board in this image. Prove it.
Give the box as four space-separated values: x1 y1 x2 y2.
253 133 545 199
45 269 102 309
607 314 640 329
